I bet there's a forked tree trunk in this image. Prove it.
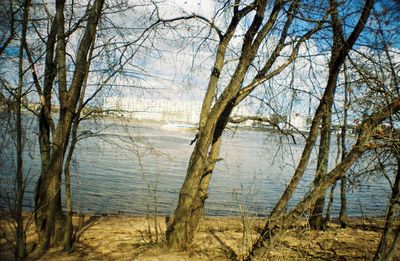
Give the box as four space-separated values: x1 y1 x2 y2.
34 0 71 248
167 0 314 249
34 0 104 250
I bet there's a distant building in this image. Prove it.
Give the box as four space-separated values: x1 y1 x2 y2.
105 97 202 123
289 113 311 131
105 96 256 125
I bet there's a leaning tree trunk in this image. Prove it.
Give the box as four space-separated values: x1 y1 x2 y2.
166 102 234 249
166 0 318 250
166 1 265 249
269 54 341 221
181 137 223 243
165 128 217 249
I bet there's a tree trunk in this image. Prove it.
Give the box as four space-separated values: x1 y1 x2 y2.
339 177 348 227
34 0 104 250
167 0 315 250
247 143 369 260
34 18 57 249
339 63 350 228
269 54 342 221
35 0 70 249
373 158 400 260
325 130 342 223
167 104 232 249
15 0 31 258
325 182 336 223
64 153 73 251
165 129 216 248
35 145 66 249
309 108 332 230
63 39 94 250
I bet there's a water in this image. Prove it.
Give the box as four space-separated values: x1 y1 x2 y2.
0 119 393 217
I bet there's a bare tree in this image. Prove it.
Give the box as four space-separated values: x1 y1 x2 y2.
165 0 327 249
246 97 400 260
244 0 400 257
0 0 159 252
27 0 106 249
0 0 32 258
269 0 374 228
19 0 158 250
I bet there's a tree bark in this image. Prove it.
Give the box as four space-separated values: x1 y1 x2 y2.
0 0 16 56
34 0 104 250
34 0 70 249
166 101 235 249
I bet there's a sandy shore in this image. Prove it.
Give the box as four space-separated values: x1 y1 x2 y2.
0 213 398 260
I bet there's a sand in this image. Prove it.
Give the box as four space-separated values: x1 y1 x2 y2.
1 213 398 260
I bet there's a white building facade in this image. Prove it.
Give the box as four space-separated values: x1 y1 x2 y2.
106 97 203 123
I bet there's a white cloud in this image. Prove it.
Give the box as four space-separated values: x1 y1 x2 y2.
160 0 216 19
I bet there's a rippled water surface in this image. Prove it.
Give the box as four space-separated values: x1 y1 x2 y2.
0 120 392 217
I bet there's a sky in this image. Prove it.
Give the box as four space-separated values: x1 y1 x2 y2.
1 0 398 121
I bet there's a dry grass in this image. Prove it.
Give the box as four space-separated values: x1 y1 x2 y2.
0 213 398 260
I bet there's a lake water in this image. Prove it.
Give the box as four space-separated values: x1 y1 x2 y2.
0 119 393 217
